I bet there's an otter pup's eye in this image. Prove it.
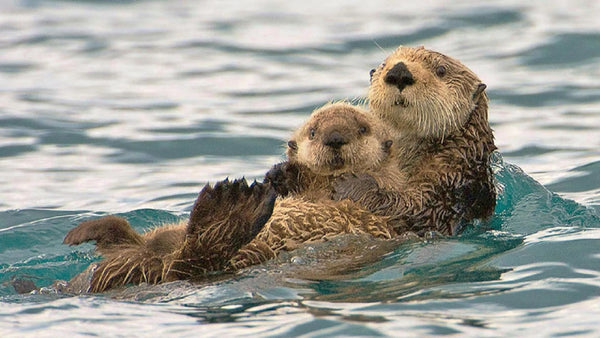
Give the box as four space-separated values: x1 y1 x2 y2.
358 126 368 134
436 65 447 77
309 128 316 140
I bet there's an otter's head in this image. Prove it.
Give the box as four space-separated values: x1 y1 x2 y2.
287 102 393 176
368 46 487 140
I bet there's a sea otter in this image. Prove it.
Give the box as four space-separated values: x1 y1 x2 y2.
332 45 497 236
61 102 406 292
228 102 408 269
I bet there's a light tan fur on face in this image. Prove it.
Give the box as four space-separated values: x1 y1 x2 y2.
368 46 485 140
289 102 393 176
280 102 406 194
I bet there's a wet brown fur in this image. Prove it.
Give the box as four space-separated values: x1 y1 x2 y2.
333 46 497 236
63 179 276 292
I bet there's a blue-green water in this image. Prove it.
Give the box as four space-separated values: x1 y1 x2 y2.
1 0 600 336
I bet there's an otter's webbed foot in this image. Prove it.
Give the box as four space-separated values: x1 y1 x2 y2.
63 215 144 252
185 178 277 271
332 173 380 203
264 161 305 196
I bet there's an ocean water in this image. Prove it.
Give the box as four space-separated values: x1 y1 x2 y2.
1 0 600 336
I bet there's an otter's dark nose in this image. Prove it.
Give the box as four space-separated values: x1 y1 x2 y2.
323 131 348 149
384 62 414 91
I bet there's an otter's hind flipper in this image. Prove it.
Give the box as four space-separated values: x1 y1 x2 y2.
63 215 145 253
182 178 276 272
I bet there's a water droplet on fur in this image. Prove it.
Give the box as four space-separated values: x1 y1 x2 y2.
290 256 304 264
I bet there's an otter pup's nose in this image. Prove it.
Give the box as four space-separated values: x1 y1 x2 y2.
323 131 348 149
384 62 414 91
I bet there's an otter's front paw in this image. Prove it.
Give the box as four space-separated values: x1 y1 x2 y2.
332 173 380 202
264 161 301 196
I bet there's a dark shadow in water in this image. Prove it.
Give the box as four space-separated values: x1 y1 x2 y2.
446 8 524 27
518 33 600 67
489 86 600 107
293 236 520 303
545 160 600 193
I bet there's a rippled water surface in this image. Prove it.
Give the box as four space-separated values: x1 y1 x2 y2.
1 0 600 336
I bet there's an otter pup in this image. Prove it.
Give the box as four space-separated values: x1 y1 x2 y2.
333 46 497 236
228 102 407 269
63 179 276 293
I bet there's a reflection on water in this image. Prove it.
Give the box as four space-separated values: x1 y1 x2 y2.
1 0 600 336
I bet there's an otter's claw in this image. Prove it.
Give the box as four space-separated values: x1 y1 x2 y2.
188 178 277 242
182 178 277 272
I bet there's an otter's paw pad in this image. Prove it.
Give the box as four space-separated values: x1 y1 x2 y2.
332 173 380 202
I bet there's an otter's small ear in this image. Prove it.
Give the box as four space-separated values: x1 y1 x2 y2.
382 140 393 152
472 83 486 101
287 140 298 151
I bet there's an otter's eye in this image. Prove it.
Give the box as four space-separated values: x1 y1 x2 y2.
309 128 316 140
436 65 447 77
358 126 368 134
